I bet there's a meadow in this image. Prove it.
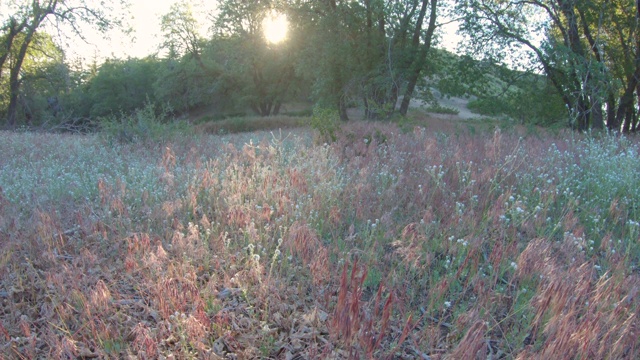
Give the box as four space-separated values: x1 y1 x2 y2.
0 121 639 359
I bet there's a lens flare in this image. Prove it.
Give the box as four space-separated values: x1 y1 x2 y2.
263 11 288 44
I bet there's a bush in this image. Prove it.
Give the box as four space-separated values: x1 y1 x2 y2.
425 103 460 115
308 106 341 144
467 97 507 116
98 102 190 144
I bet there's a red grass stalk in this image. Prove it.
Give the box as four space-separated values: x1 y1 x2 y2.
372 291 394 351
384 314 416 360
333 261 350 341
131 322 158 358
450 320 488 359
0 321 9 341
332 259 368 348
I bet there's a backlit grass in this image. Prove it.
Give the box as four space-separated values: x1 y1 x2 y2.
0 125 638 358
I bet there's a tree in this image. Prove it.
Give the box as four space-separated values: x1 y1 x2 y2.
86 57 160 117
293 0 359 120
6 32 69 125
0 0 124 127
398 0 439 116
295 0 443 120
213 0 299 117
160 1 204 64
156 2 227 114
456 0 640 131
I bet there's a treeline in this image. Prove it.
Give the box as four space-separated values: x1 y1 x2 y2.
1 0 448 129
2 0 639 131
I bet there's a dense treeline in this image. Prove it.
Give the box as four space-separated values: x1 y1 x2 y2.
2 0 640 131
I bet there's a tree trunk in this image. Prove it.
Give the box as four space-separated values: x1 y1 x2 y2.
623 106 633 133
273 101 282 116
591 98 604 129
6 81 20 128
362 0 392 120
578 6 610 131
575 95 590 131
634 85 640 132
6 25 36 127
559 0 593 129
338 98 349 122
615 79 639 132
614 40 640 130
364 97 371 119
0 18 26 80
606 96 617 130
400 0 437 116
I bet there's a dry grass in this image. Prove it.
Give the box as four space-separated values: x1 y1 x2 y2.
0 124 639 359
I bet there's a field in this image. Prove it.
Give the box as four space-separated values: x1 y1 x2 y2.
1 121 639 359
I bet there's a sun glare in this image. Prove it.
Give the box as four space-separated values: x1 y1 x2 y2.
263 11 288 44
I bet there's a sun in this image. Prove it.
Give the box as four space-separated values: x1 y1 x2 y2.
263 11 289 44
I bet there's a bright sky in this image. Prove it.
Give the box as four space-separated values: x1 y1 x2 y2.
440 21 462 53
63 0 216 63
65 0 460 62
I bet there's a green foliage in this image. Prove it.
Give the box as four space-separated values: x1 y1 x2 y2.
19 61 70 124
213 1 301 117
152 55 225 114
432 47 566 126
466 98 504 116
425 103 459 115
294 0 441 120
98 101 190 144
391 113 423 133
0 0 125 127
467 79 566 125
435 52 490 98
455 0 640 130
0 31 67 125
87 58 161 118
309 106 340 144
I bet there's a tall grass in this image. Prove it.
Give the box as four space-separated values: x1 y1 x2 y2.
0 124 638 358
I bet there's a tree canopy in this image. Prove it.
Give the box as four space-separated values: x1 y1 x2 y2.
1 0 125 127
456 0 640 131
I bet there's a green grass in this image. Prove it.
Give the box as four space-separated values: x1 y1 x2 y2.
196 115 307 134
0 123 639 358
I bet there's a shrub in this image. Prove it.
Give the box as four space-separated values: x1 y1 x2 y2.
98 102 190 144
308 106 340 144
425 103 460 115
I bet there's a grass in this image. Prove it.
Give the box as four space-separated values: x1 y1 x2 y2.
0 121 639 358
195 115 306 135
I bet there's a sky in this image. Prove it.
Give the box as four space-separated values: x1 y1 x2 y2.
60 0 216 63
63 0 461 63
